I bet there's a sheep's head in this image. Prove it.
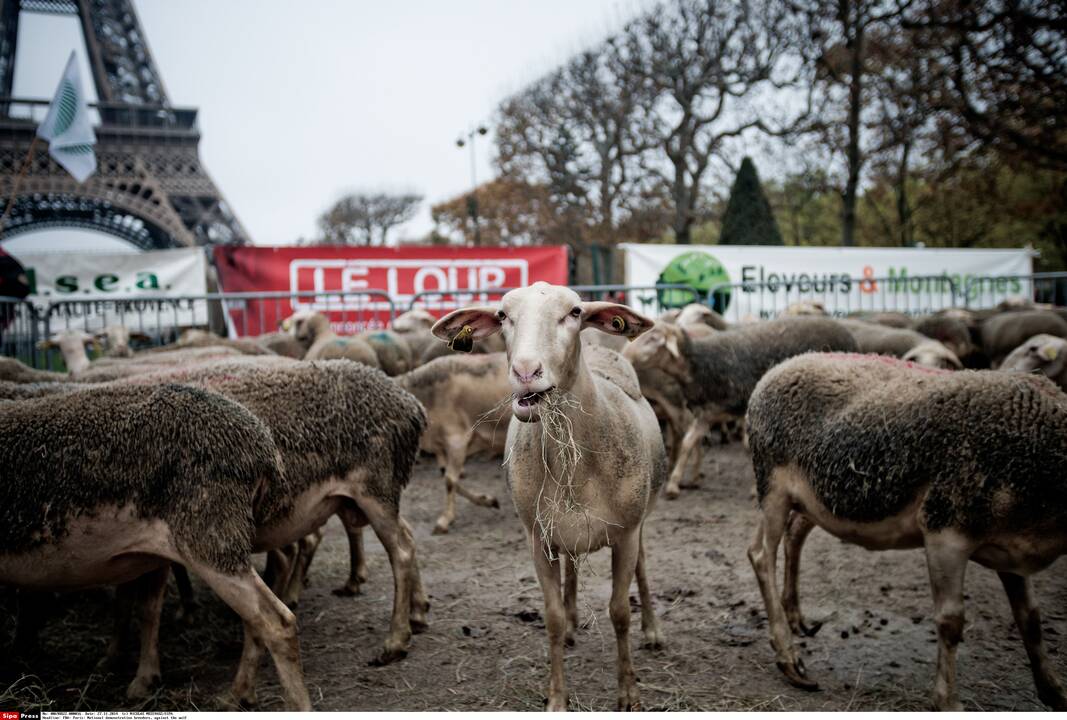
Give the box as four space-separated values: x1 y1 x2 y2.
902 341 963 371
392 309 436 334
781 301 827 317
37 329 97 373
1001 334 1067 379
676 303 724 329
432 282 652 422
282 311 328 343
95 325 147 357
623 322 689 380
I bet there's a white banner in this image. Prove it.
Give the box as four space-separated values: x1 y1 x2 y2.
4 247 208 332
622 244 1034 319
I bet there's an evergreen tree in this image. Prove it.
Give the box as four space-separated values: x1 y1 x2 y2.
718 157 783 245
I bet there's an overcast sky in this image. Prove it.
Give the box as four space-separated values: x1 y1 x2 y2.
14 0 646 249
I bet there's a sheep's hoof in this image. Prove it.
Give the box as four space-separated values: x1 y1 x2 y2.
370 642 409 666
332 582 361 597
642 631 666 650
432 521 450 535
217 690 256 710
488 496 501 509
564 632 576 648
797 619 823 637
616 689 641 711
126 672 160 700
664 486 681 500
777 657 819 691
545 696 568 711
410 616 430 634
1037 684 1067 711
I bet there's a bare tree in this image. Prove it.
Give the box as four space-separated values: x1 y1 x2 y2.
315 192 422 246
621 0 801 244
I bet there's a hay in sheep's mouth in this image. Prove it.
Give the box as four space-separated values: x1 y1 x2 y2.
516 387 554 408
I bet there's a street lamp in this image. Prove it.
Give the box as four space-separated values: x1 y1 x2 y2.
456 125 488 246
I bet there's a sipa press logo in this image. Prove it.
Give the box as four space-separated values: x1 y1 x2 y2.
289 258 529 311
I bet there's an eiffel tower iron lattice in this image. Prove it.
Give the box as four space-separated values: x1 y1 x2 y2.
0 0 250 249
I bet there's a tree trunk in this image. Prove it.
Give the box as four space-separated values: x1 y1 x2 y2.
673 164 691 244
896 140 912 247
841 21 865 247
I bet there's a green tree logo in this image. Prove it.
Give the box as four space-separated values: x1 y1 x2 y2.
656 251 731 312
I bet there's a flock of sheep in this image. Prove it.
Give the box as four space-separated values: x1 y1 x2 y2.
1 282 1065 712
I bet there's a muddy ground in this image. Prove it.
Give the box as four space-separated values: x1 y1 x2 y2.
2 440 1065 711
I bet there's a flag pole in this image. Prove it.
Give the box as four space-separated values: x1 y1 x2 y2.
0 135 40 240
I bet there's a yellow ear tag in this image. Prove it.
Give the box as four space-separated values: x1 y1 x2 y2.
281 319 291 331
611 316 626 332
448 325 475 353
1042 345 1059 361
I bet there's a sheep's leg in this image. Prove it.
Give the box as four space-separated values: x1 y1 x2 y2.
189 562 310 711
333 503 370 597
998 571 1066 710
747 487 816 690
127 566 169 699
782 512 821 637
356 493 414 665
563 555 578 647
924 534 970 711
171 565 199 625
666 414 709 498
99 584 135 670
681 423 707 489
400 517 430 633
280 531 322 607
434 436 498 535
635 528 664 650
265 546 298 601
610 530 641 710
530 534 567 711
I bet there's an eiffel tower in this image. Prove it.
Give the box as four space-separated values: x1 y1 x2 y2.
0 0 250 249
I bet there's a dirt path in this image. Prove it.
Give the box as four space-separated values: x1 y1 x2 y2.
3 441 1064 711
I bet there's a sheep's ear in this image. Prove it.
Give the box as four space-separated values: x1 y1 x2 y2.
581 302 653 340
665 327 681 359
36 338 56 350
431 306 500 352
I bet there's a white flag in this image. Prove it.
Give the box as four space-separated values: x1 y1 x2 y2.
37 51 97 183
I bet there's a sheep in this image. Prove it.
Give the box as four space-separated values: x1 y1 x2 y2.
745 352 1067 710
39 329 244 381
661 303 730 330
912 314 974 363
256 330 308 359
111 358 428 663
282 310 380 368
431 282 667 711
0 383 311 709
623 316 857 498
0 357 67 383
1001 333 1067 391
860 311 912 328
901 340 963 370
358 329 414 375
839 318 932 357
94 324 150 357
981 309 1067 368
396 352 511 534
174 328 275 356
781 301 827 316
391 309 438 363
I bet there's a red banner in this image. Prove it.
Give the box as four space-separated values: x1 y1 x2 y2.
213 245 569 336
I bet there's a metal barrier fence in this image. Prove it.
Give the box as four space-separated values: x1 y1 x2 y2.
960 272 1067 308
6 274 1067 369
704 275 961 323
408 284 701 317
1 290 395 369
